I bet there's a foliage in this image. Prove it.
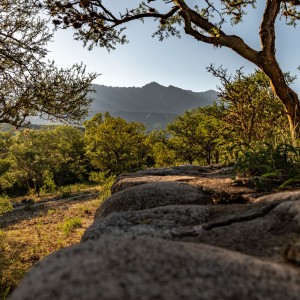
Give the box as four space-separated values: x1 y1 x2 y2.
233 141 300 189
84 113 151 175
0 196 12 216
167 104 225 165
0 132 16 191
146 130 177 167
58 186 72 199
47 126 88 186
0 0 98 127
0 126 87 196
60 218 82 236
89 171 115 200
41 170 56 194
209 68 290 143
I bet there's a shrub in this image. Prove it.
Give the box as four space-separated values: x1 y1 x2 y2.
89 172 115 200
233 142 300 190
234 142 300 177
0 195 13 215
60 218 82 236
58 186 72 199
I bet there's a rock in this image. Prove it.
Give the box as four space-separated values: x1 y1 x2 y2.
285 241 300 265
82 205 210 242
96 181 211 218
111 174 198 194
136 164 210 175
194 200 300 260
253 190 300 204
10 236 300 300
89 198 300 261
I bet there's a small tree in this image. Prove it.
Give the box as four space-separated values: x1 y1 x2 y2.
48 126 88 186
167 104 224 165
147 130 177 167
210 68 289 144
84 113 150 175
4 126 86 195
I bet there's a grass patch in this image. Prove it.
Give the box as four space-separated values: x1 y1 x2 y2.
0 186 106 299
0 196 13 216
60 218 82 236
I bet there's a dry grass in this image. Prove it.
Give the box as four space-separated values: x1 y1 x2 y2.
0 191 103 299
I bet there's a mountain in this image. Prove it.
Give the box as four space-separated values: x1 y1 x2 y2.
89 82 218 116
29 82 218 130
88 82 218 130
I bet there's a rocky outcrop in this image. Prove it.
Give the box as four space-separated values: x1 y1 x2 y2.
10 165 300 300
96 181 211 218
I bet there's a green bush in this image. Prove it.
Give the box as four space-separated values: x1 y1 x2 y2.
0 195 12 216
40 171 56 194
60 218 82 236
89 172 115 200
233 142 300 189
58 186 72 199
234 142 300 177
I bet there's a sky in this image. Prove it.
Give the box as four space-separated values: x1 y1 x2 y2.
46 1 300 94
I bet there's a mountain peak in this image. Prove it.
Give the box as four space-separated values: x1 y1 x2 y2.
143 82 163 88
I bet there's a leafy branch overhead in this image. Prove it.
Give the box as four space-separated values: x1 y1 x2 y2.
45 0 300 49
44 0 300 139
0 0 98 127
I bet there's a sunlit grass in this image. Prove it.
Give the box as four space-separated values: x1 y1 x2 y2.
0 188 106 299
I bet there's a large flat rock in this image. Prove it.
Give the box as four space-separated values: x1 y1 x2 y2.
111 174 198 194
10 236 300 300
112 166 257 201
85 198 300 262
96 181 211 218
82 205 210 241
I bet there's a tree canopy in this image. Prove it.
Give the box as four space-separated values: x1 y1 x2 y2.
0 126 87 195
167 104 224 165
210 68 289 143
84 113 150 175
44 0 300 138
0 0 98 127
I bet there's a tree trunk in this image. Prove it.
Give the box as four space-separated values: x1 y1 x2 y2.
259 58 300 140
206 152 211 165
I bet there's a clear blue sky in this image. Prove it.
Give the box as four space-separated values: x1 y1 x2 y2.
46 1 300 94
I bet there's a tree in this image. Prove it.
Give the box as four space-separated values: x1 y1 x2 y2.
0 131 16 191
210 68 289 144
44 0 300 138
4 126 86 195
167 104 224 165
146 130 177 167
43 126 88 186
84 113 150 175
0 0 98 127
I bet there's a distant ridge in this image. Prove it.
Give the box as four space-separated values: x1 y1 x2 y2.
88 82 218 130
29 82 218 130
89 82 218 115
